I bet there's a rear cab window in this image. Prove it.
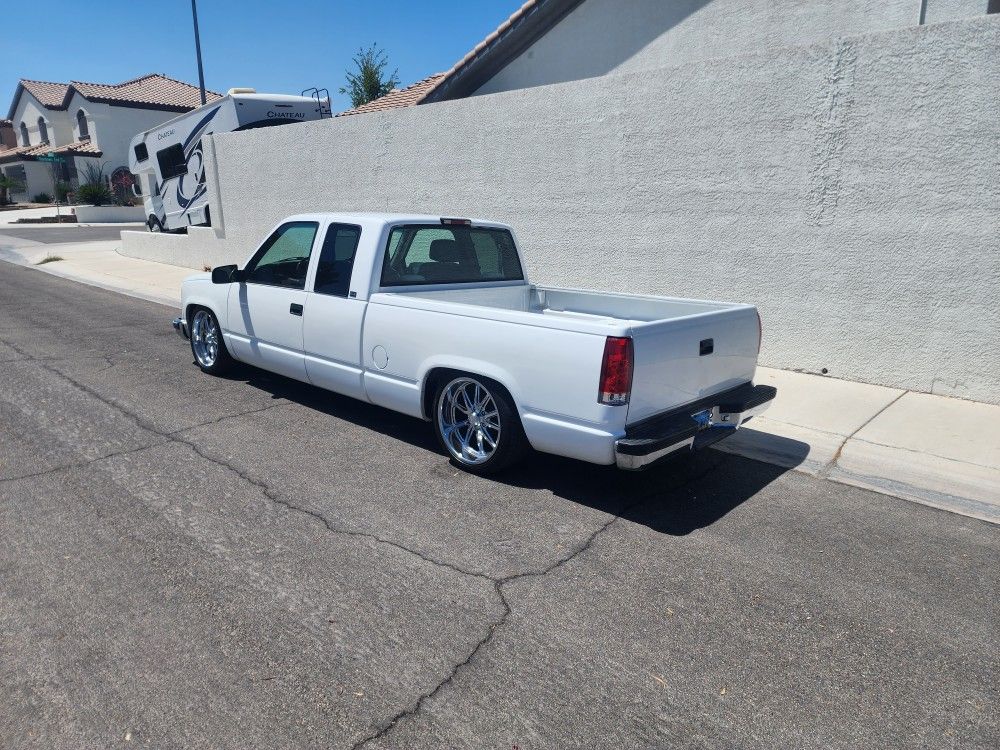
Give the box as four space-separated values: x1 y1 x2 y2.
380 224 523 287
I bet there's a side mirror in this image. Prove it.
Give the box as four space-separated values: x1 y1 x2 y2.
211 264 241 284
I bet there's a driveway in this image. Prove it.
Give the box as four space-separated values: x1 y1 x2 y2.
0 263 996 749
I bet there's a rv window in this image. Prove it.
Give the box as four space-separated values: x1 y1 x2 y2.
134 143 149 162
156 143 187 180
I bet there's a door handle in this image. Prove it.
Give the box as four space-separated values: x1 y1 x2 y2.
289 303 303 316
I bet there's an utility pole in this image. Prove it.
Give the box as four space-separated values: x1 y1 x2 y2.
191 0 207 104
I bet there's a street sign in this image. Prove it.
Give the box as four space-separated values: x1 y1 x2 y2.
36 154 65 163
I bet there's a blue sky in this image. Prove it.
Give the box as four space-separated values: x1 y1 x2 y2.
1 1 516 112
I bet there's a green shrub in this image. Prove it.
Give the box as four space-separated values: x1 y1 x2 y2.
54 181 71 202
77 162 112 206
75 182 113 206
32 192 52 203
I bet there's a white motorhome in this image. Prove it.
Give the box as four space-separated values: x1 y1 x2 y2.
128 89 329 232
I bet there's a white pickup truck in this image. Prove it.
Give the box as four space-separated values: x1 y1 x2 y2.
172 213 775 474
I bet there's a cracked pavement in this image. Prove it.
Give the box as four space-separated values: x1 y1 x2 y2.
0 263 997 749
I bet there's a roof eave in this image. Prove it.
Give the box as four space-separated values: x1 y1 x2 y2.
419 0 585 104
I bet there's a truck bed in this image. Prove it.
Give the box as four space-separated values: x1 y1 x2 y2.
374 284 761 424
396 284 741 324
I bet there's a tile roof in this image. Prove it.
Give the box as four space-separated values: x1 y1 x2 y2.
52 139 103 157
420 0 583 103
0 138 102 164
337 73 446 116
70 73 222 110
9 74 222 118
19 79 72 108
421 0 544 102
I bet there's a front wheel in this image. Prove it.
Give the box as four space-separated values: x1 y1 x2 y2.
189 307 234 375
148 215 163 233
434 375 527 475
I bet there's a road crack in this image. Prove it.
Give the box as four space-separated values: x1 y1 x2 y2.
349 455 728 749
2 330 729 749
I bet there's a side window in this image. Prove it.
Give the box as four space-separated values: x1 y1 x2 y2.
313 223 361 297
156 143 187 180
244 221 319 290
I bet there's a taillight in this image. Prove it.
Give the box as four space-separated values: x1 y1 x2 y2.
756 311 763 355
598 336 633 405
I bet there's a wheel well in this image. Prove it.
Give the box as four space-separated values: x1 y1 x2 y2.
185 303 211 326
421 367 518 421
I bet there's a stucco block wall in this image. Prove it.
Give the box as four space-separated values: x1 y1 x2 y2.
476 0 925 95
924 0 992 24
122 16 1000 404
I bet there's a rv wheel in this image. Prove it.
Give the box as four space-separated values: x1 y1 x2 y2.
148 216 163 233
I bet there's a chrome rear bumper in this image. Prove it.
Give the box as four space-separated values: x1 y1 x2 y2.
172 316 189 340
615 383 777 470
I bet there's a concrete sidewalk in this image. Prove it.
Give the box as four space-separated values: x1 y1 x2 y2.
0 236 188 308
1 238 996 524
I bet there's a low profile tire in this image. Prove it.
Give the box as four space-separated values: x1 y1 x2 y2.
189 307 234 375
148 216 163 233
434 375 528 475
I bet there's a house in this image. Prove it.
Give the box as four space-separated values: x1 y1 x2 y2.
345 0 1000 113
0 74 221 203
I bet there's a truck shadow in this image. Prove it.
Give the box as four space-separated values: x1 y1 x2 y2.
238 368 808 536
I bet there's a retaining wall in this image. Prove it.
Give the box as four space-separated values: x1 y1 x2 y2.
122 16 1000 403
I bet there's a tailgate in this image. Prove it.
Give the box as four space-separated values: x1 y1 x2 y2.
626 306 760 425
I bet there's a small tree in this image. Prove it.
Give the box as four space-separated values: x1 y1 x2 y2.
339 43 400 108
0 174 25 205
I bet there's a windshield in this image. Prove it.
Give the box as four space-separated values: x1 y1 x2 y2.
380 224 523 286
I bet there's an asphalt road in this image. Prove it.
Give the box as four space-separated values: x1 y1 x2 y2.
0 225 138 244
0 262 996 750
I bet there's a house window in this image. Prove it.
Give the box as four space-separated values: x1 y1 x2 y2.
76 110 89 139
37 117 48 144
19 122 29 146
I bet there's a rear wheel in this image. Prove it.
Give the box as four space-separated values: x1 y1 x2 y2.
189 307 234 375
434 375 527 474
148 215 163 233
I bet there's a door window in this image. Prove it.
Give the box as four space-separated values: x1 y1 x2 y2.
244 221 319 290
313 223 361 297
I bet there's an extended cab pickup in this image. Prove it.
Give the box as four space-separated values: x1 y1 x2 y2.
173 213 776 474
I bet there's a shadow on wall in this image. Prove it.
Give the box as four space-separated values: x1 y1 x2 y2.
229 362 806 537
476 0 714 94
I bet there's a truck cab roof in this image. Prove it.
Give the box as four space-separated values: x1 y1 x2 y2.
277 212 514 230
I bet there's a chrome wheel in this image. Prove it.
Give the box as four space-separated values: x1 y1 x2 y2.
437 377 501 465
191 310 219 367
